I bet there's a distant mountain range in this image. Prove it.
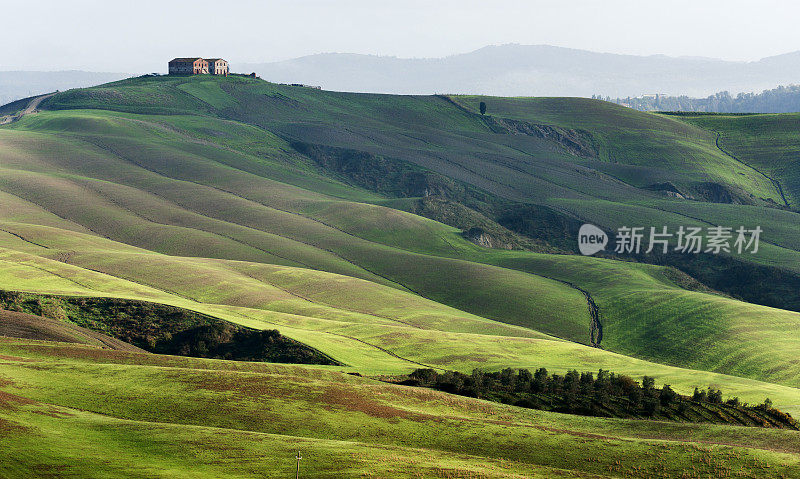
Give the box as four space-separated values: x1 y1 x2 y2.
241 44 800 98
4 45 800 108
0 71 129 105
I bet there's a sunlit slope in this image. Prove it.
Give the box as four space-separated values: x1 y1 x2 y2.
1 409 581 479
0 111 593 342
3 97 800 381
5 218 800 393
3 76 800 384
42 76 800 274
0 224 550 340
677 112 800 206
451 95 784 203
488 252 800 385
48 75 775 206
1 240 785 404
3 341 800 478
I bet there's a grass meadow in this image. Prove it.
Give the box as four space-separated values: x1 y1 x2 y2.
1 75 800 476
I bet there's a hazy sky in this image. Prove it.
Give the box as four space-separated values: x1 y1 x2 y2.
3 0 799 71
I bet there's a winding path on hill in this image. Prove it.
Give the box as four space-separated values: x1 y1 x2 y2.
713 131 790 207
522 271 602 347
0 92 55 125
563 282 601 348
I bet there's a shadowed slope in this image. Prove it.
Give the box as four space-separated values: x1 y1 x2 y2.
0 309 142 351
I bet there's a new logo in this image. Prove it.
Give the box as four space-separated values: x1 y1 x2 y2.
578 224 608 256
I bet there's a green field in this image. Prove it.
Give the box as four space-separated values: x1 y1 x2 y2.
2 75 800 476
3 338 800 478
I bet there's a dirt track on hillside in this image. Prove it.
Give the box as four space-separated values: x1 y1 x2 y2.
0 93 55 125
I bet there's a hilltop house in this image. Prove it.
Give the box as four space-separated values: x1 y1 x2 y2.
168 58 228 76
206 58 229 76
168 58 208 75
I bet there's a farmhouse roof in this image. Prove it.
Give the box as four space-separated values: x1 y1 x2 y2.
169 57 204 63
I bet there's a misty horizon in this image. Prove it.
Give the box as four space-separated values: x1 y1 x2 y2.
4 42 800 106
5 42 800 74
4 0 800 72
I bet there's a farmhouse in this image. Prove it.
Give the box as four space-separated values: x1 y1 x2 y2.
168 58 228 76
168 58 207 75
206 59 229 76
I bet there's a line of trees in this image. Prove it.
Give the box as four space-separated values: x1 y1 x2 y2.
402 367 794 427
597 84 800 113
407 367 677 417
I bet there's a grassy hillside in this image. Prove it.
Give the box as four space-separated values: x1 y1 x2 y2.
4 226 800 416
2 144 800 387
676 112 800 206
450 96 777 196
2 79 798 381
48 76 800 300
3 78 800 378
3 75 800 475
3 339 800 478
46 76 781 203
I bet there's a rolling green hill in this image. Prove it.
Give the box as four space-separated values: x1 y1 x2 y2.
3 75 800 476
2 105 800 384
4 339 800 478
43 75 800 307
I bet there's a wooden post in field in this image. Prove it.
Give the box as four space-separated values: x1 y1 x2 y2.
295 451 302 479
